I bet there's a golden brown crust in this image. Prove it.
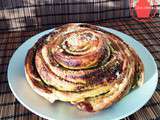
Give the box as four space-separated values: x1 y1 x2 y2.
24 23 144 112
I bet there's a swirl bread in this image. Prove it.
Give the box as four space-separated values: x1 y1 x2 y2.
24 23 144 112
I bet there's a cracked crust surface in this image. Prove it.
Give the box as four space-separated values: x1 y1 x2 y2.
24 23 144 112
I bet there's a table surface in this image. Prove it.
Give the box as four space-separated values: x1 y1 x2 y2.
0 18 160 120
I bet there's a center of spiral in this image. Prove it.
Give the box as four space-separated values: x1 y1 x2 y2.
52 29 108 69
62 32 96 52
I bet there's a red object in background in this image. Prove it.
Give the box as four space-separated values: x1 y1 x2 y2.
135 0 151 18
130 0 158 21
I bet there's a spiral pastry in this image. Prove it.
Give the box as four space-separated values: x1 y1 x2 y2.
25 23 144 112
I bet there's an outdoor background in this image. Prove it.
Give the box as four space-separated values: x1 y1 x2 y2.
0 0 159 31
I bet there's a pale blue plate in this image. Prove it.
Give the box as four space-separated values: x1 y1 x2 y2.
8 26 158 120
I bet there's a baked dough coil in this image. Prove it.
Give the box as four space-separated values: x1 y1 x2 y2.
25 23 144 112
